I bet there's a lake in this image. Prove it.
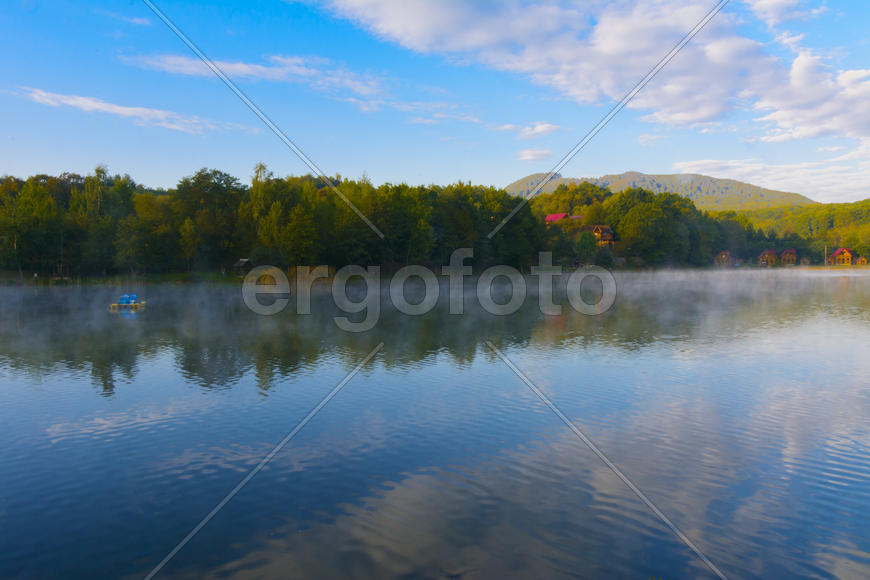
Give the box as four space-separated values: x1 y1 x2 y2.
1 270 869 579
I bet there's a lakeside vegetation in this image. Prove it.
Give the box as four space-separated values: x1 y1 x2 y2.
1 165 868 279
728 200 870 258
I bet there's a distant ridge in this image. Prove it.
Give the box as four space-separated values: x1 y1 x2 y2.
504 171 818 211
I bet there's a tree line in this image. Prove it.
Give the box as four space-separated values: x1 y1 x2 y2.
0 164 540 276
1 165 861 277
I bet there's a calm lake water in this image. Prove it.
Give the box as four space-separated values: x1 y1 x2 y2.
1 270 869 579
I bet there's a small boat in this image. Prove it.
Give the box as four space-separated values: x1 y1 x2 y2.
109 294 147 312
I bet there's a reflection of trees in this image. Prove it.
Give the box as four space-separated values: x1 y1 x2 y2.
87 342 138 397
172 307 252 389
1 273 869 396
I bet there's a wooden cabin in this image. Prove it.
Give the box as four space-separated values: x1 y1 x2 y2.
800 256 811 266
857 256 868 266
581 224 615 248
829 248 853 266
780 248 797 266
758 249 777 267
714 251 732 267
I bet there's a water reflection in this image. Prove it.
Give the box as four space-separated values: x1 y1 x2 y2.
1 270 869 579
2 271 869 396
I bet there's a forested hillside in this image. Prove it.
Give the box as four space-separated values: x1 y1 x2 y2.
506 171 818 211
527 181 830 266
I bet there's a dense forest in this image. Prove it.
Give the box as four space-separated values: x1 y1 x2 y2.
0 165 867 278
0 164 541 276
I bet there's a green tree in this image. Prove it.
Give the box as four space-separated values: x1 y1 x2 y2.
0 178 61 274
174 168 246 268
179 217 199 271
280 205 317 264
114 215 143 274
576 231 598 264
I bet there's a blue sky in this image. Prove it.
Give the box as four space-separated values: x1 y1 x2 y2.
1 0 869 202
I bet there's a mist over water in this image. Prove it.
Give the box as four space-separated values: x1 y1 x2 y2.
1 270 869 579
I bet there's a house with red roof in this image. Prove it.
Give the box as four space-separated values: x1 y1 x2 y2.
758 249 777 267
544 213 568 225
780 248 797 266
828 248 853 266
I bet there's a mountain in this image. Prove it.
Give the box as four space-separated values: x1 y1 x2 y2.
504 171 818 211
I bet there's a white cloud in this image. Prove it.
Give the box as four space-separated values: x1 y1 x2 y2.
774 31 805 50
432 111 481 123
125 54 383 99
743 0 803 25
394 103 481 124
753 51 870 143
94 9 152 26
742 0 826 26
338 96 385 112
20 87 254 134
320 0 778 126
125 53 485 123
315 1 870 142
518 122 560 139
516 148 552 162
638 133 665 146
817 146 845 152
495 121 560 139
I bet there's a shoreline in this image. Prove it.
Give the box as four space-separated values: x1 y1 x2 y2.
3 264 869 288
